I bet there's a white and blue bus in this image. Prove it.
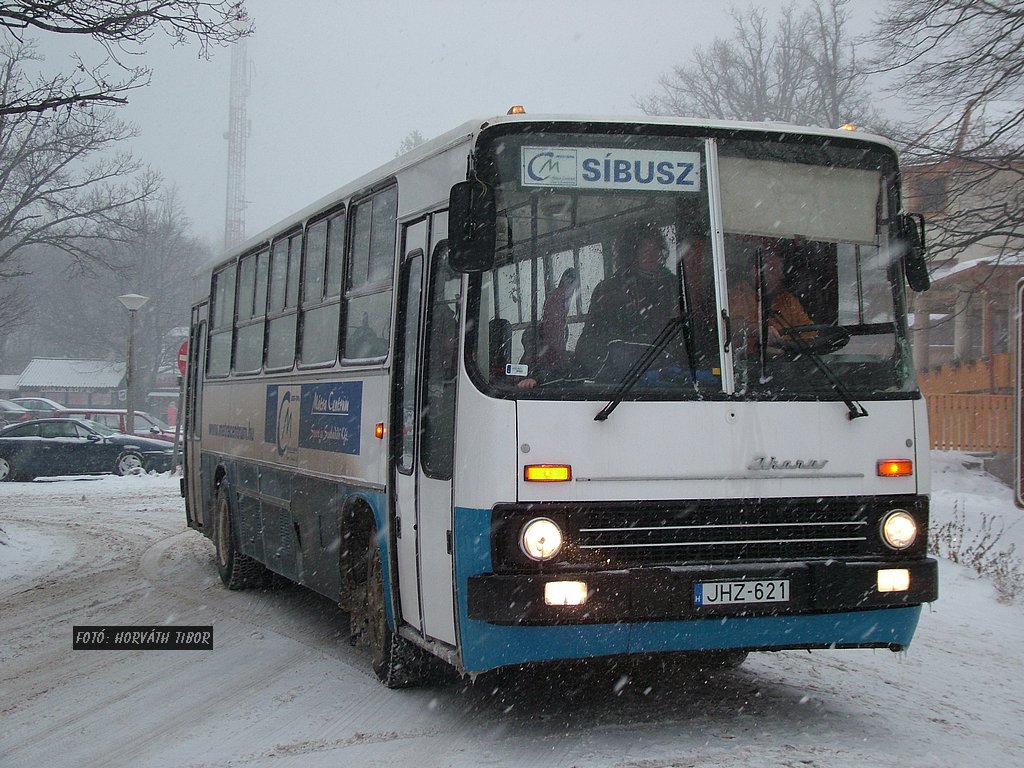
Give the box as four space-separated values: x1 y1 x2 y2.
183 111 938 687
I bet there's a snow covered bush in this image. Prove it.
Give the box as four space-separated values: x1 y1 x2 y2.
929 500 1024 603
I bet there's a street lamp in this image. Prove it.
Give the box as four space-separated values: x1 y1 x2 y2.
118 293 149 437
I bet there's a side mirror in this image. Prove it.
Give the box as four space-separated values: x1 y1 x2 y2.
449 180 496 273
901 213 930 292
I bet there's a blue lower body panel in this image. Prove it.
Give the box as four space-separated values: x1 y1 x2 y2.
453 505 925 674
457 605 922 673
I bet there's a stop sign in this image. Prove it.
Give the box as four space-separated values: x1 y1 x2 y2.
177 340 189 376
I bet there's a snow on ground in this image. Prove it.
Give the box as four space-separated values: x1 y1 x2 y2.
0 459 1022 768
931 451 1024 551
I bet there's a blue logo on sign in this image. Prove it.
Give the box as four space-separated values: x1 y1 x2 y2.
526 151 561 182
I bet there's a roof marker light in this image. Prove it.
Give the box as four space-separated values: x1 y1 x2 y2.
507 105 526 115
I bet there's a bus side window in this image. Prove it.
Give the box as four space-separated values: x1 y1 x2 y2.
266 233 301 370
234 249 269 373
343 186 396 361
208 266 235 377
299 213 343 366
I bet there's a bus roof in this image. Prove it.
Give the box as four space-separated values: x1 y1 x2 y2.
196 113 897 286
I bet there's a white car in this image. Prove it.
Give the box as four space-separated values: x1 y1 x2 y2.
10 397 64 419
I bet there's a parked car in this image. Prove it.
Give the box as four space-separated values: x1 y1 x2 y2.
0 399 33 427
53 408 177 443
0 418 174 481
9 396 64 419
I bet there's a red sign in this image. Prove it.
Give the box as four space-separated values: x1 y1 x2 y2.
177 340 189 377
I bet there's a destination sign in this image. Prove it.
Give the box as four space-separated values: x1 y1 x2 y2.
521 146 702 192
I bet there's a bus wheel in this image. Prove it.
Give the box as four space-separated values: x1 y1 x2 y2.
365 536 430 688
214 483 266 590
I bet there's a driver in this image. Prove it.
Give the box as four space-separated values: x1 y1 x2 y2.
728 238 813 352
574 225 683 378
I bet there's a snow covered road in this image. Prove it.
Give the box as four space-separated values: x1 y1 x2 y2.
1 469 1021 768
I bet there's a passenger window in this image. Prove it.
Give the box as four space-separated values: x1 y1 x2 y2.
300 211 345 366
343 186 396 360
234 249 269 373
208 266 236 377
266 233 302 369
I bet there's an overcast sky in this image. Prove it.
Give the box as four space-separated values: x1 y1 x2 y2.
37 0 885 250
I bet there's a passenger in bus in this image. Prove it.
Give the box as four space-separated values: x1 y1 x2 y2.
574 225 683 379
539 267 578 370
516 267 578 389
728 238 814 353
347 312 387 358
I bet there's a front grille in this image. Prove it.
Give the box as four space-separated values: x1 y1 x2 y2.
579 502 869 562
491 496 927 571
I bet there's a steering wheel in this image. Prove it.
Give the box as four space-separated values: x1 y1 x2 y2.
777 324 851 355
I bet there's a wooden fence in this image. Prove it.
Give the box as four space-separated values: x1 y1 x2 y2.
926 393 1014 452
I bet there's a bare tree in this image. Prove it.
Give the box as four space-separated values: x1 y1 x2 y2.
872 0 1024 264
23 187 209 401
637 0 881 130
0 41 160 292
0 0 251 115
395 129 425 158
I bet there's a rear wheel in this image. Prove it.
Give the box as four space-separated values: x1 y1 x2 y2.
214 483 268 589
114 451 144 476
0 456 15 482
366 535 432 688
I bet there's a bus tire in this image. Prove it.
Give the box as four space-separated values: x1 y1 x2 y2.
366 535 430 688
214 482 266 590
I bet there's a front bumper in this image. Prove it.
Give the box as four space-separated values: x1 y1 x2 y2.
467 558 938 625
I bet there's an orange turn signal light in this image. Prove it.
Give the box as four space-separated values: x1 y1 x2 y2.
877 459 913 477
524 464 572 482
375 422 385 439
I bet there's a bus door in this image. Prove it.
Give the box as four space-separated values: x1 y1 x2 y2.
392 213 457 646
184 302 208 529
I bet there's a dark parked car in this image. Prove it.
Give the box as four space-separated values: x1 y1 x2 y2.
9 396 64 419
0 399 33 427
0 418 174 482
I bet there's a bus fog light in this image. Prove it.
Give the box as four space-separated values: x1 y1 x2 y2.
877 568 910 593
544 581 588 606
520 518 563 561
881 510 918 550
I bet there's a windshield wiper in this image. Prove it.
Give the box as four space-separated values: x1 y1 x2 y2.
770 311 868 420
594 317 695 421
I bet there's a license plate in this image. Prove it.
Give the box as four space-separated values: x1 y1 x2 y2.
694 579 790 606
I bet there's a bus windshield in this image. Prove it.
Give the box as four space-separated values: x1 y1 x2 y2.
466 129 916 401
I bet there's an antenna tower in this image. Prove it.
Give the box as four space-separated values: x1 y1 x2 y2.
224 39 251 250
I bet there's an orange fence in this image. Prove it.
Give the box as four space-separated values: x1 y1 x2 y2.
926 393 1014 451
918 353 1012 396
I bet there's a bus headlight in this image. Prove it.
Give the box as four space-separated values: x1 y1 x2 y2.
881 510 918 550
520 517 563 561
